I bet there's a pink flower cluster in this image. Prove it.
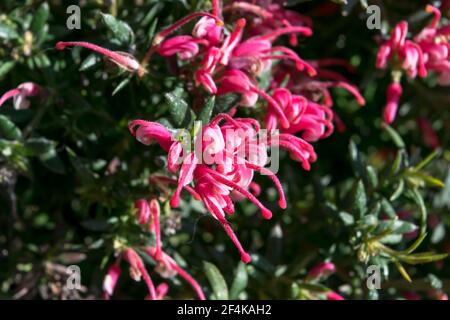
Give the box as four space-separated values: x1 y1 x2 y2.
376 5 450 124
129 113 316 263
103 199 205 300
47 0 365 299
126 0 365 266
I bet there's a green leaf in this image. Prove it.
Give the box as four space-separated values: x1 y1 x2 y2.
0 61 16 79
383 125 405 149
339 211 355 226
377 220 418 235
198 96 215 124
0 115 22 140
414 150 440 171
203 261 228 300
391 150 406 175
393 260 412 282
399 252 448 265
405 171 445 188
112 78 131 96
39 148 65 174
390 179 405 201
366 165 378 189
229 262 248 299
214 93 240 114
410 188 427 236
431 223 445 244
31 2 50 43
24 138 54 156
353 180 367 218
79 54 100 71
380 198 396 218
165 88 192 127
0 23 19 39
100 13 135 45
349 140 365 179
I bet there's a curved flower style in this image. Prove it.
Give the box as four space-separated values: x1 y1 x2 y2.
129 113 316 262
56 41 142 73
0 82 40 110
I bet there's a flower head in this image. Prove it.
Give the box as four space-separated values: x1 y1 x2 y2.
0 82 41 110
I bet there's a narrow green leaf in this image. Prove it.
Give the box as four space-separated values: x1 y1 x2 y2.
165 88 191 127
384 125 405 149
31 2 50 43
393 260 412 282
229 262 248 299
112 78 131 96
0 23 19 39
354 180 367 218
79 54 100 71
23 137 54 156
203 261 228 300
390 179 405 201
339 211 355 226
101 13 135 45
0 61 16 79
0 115 22 140
414 149 440 171
198 96 215 124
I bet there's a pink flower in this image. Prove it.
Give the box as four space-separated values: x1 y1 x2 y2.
123 248 157 300
376 22 427 79
55 41 141 73
307 262 336 280
217 69 290 128
157 36 202 60
265 88 334 142
135 199 150 225
383 82 403 124
326 291 345 300
102 264 121 299
192 16 223 46
156 283 169 300
130 114 300 262
0 82 40 110
128 120 173 151
414 5 450 86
